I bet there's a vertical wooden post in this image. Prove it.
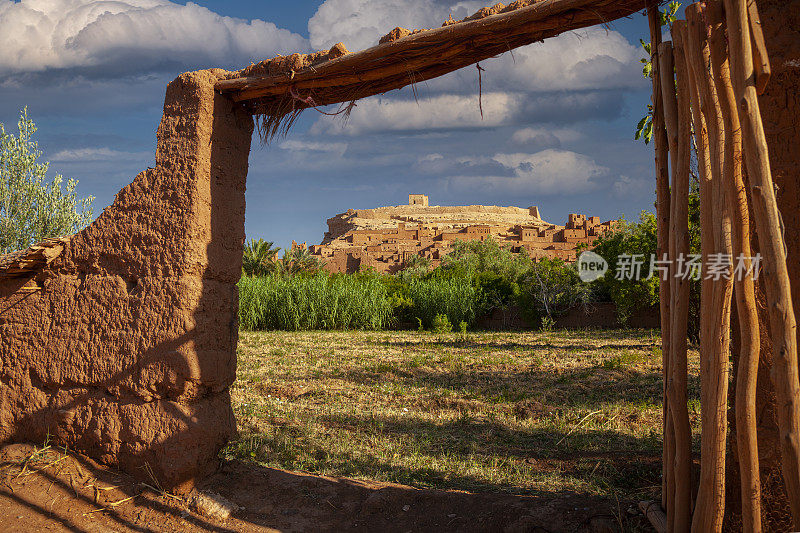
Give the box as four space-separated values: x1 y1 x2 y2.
646 1 672 514
658 40 679 532
664 22 694 531
671 23 694 532
705 1 763 530
724 0 800 526
685 5 734 531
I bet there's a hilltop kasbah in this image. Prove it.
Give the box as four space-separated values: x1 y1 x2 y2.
293 195 616 274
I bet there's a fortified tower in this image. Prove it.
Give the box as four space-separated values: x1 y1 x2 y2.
408 194 429 207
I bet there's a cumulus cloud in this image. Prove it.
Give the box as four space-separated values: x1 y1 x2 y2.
312 92 520 135
311 90 625 135
414 152 509 176
49 147 150 161
0 0 309 79
309 0 483 51
447 149 609 195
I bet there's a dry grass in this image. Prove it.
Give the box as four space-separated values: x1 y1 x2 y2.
225 329 701 502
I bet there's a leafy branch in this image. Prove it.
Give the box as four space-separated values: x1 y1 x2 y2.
635 1 682 145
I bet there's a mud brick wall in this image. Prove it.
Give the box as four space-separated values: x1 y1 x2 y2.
726 1 800 528
0 69 253 491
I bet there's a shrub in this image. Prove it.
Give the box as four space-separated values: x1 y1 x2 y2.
592 206 701 341
591 212 659 324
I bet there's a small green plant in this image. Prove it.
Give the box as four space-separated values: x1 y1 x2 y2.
602 357 625 370
416 317 424 332
431 313 452 334
457 321 469 343
540 315 555 332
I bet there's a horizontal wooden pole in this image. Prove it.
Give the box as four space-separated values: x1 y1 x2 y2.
215 0 647 105
639 501 668 533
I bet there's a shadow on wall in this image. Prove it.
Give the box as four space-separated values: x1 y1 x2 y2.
0 69 253 492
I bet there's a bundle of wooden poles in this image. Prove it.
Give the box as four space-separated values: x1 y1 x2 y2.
645 0 800 531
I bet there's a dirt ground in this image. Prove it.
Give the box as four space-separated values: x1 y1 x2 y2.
0 442 642 532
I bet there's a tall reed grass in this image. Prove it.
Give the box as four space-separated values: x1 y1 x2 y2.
409 275 478 328
239 273 393 331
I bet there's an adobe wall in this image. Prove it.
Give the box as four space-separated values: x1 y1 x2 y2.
0 69 254 491
726 1 800 528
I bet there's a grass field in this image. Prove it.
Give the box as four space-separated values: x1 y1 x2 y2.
225 329 700 504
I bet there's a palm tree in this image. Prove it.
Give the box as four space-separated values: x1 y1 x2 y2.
242 238 280 277
278 247 325 275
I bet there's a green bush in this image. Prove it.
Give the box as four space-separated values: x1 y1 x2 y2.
242 238 280 277
239 272 392 331
592 206 700 341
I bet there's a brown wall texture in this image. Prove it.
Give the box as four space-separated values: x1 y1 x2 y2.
0 69 254 491
727 1 800 529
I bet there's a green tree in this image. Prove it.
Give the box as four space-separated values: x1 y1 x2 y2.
442 237 530 281
591 212 660 323
592 197 702 340
520 258 590 322
0 108 94 254
243 238 281 277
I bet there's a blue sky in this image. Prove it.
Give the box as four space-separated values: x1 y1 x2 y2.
0 0 660 250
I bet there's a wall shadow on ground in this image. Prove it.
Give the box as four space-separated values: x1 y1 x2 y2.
0 441 651 533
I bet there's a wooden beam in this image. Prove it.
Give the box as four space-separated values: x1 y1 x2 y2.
685 6 731 531
215 0 647 105
639 501 668 533
658 40 679 531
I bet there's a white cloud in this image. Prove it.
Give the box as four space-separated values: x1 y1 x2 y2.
312 92 521 135
311 90 625 136
448 149 609 195
49 147 150 161
308 0 483 51
425 28 645 93
0 0 309 77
